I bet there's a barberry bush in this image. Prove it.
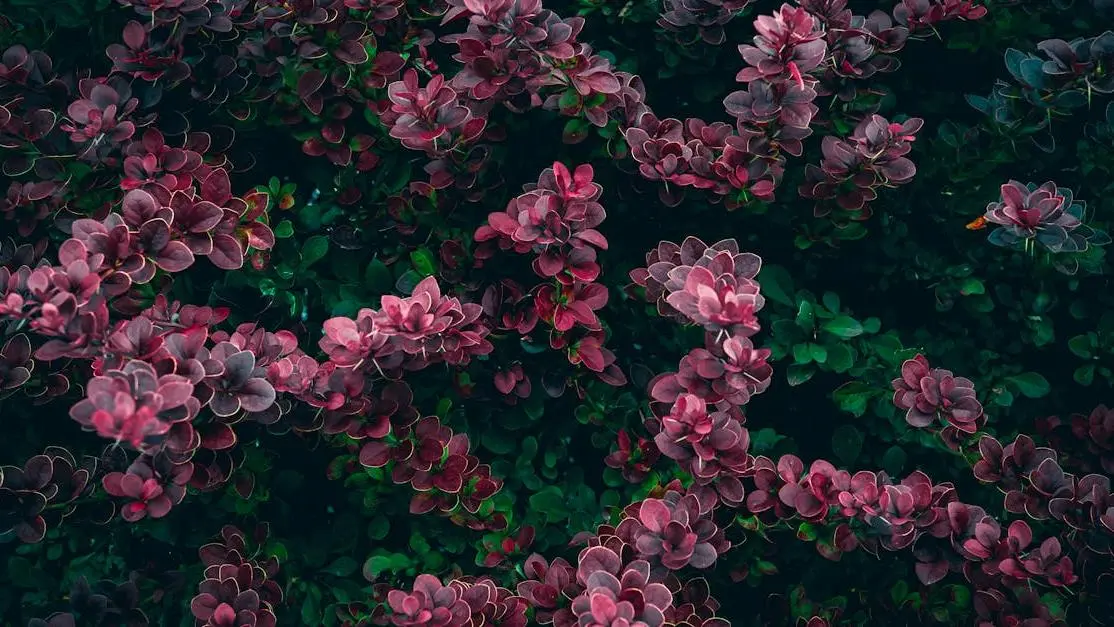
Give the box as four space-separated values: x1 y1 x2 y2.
1 0 1113 625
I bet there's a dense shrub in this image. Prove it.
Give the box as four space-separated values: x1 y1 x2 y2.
1 0 1114 625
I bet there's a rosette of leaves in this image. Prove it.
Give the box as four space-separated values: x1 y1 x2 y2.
191 525 283 627
0 457 51 543
569 546 673 626
981 181 1110 273
384 70 486 157
101 452 190 522
448 578 529 626
68 359 196 450
891 354 985 434
106 21 191 84
657 0 753 46
61 77 146 163
1038 31 1114 95
631 237 763 331
0 333 33 393
384 574 471 626
616 490 730 569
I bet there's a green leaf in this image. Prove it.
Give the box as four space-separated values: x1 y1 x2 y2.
1007 372 1050 398
322 556 359 577
831 425 864 464
821 292 840 313
821 315 863 338
833 381 871 417
362 555 392 579
833 222 868 240
890 580 910 607
270 542 289 563
361 258 392 292
389 552 413 570
367 517 389 541
792 343 812 364
1029 316 1054 347
409 532 431 555
754 560 778 575
520 398 544 422
1032 291 1053 314
750 428 786 454
410 247 436 277
795 300 815 331
951 585 971 608
274 219 294 239
882 446 907 476
867 334 904 365
562 118 590 142
826 344 854 373
258 278 276 297
301 585 323 623
519 436 539 460
862 317 881 334
380 156 413 194
992 388 1015 407
558 89 580 110
482 431 516 455
529 487 570 522
602 468 625 488
520 338 548 354
1070 299 1089 320
301 235 329 268
1068 334 1094 359
808 343 828 364
275 263 295 280
958 277 985 295
395 269 422 293
757 265 795 307
786 363 814 386
1075 364 1095 386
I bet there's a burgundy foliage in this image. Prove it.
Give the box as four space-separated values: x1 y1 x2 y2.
20 0 1109 625
616 489 730 570
892 353 985 437
982 180 1107 257
799 115 923 219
